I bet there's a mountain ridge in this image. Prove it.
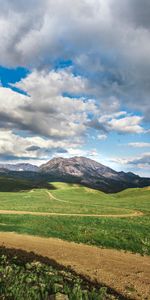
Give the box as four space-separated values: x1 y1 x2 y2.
0 156 149 193
0 163 39 172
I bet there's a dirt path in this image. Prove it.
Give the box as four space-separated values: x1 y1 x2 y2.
0 232 149 300
0 209 144 218
47 191 68 203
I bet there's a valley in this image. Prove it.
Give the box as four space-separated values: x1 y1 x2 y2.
0 178 150 299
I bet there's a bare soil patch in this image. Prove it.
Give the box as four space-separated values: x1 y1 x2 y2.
0 232 149 299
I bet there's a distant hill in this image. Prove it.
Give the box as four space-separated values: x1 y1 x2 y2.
0 156 150 193
0 175 54 192
0 176 37 192
0 163 39 172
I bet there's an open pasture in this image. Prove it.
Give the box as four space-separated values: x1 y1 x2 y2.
0 182 148 215
0 182 150 254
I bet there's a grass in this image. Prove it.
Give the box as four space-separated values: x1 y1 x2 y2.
0 182 137 215
0 182 150 255
0 214 149 255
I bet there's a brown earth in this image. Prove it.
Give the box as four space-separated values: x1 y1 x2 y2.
0 232 149 300
0 209 144 218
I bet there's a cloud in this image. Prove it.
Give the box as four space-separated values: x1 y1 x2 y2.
107 152 150 178
0 66 147 163
111 152 150 169
0 69 96 140
128 142 150 148
128 153 150 168
0 0 150 123
108 115 144 134
0 0 149 172
88 112 145 134
97 134 107 140
0 68 98 161
1 68 144 143
111 0 150 29
0 130 76 161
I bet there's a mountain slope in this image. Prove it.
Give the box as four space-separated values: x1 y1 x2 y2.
40 156 150 192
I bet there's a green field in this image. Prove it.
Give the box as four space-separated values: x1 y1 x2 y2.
0 181 150 255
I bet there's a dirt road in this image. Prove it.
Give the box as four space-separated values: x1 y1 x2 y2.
0 232 149 299
0 209 144 218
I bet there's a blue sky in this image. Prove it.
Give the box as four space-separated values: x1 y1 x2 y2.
0 0 149 176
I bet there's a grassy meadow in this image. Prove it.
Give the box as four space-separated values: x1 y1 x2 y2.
0 181 150 255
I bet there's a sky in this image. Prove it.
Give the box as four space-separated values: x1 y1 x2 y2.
0 0 150 177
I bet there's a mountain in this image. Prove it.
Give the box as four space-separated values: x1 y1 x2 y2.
0 157 149 193
0 163 39 172
0 167 9 173
40 156 120 179
39 156 150 192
